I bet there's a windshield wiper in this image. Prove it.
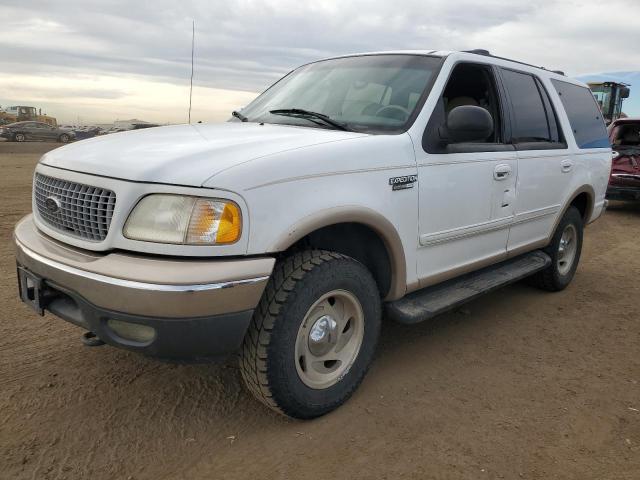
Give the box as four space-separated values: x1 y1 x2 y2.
269 108 349 131
232 110 248 122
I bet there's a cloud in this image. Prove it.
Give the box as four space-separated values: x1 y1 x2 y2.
0 73 257 124
1 0 639 123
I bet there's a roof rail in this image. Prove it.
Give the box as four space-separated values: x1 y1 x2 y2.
463 49 491 56
461 49 565 76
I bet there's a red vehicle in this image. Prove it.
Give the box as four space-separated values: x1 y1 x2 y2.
607 118 640 201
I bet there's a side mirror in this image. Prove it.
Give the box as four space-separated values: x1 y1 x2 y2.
446 105 494 143
620 87 630 99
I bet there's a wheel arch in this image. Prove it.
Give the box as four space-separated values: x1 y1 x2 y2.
547 185 595 244
269 206 407 301
565 185 595 224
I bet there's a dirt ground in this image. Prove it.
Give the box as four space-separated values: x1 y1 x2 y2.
0 142 638 480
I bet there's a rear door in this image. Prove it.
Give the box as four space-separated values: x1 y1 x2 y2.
41 123 59 141
498 68 570 253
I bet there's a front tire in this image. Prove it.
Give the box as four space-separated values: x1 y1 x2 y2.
58 134 70 143
240 250 381 419
530 206 583 291
14 133 25 142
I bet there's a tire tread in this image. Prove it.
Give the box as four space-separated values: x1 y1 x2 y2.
239 249 348 415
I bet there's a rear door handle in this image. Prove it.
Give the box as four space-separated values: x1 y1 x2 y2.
494 164 512 180
561 159 573 173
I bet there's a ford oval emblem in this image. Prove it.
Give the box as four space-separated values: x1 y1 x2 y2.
45 196 61 213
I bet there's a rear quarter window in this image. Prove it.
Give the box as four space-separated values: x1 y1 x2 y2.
550 79 609 149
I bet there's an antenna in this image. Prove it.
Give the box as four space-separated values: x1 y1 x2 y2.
188 20 195 123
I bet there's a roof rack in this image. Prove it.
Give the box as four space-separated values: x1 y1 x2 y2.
462 49 565 76
463 49 491 56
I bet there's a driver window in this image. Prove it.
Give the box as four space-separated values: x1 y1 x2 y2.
423 63 505 153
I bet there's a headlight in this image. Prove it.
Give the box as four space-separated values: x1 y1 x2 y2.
123 194 242 245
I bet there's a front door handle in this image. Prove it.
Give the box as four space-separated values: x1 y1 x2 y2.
494 164 512 180
561 159 574 173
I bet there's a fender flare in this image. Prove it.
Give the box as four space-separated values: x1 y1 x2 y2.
269 206 407 300
547 184 595 244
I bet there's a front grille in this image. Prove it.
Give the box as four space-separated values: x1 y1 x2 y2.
34 173 116 241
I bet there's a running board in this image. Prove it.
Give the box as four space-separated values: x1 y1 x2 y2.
386 251 551 325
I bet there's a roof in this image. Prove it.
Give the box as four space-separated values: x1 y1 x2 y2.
318 49 570 80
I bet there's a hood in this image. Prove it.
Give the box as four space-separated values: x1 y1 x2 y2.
40 123 366 187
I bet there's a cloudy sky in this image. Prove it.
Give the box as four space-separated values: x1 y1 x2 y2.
1 0 639 124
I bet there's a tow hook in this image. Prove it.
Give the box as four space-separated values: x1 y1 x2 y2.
81 331 105 347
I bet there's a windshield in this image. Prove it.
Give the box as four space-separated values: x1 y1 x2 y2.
238 54 442 133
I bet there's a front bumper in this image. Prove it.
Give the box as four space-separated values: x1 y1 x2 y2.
14 215 275 359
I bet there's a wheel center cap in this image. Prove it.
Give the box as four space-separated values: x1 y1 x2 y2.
308 315 338 357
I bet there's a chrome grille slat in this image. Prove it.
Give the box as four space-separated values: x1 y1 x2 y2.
34 173 116 241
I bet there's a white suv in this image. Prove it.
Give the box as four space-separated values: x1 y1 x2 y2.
14 50 611 418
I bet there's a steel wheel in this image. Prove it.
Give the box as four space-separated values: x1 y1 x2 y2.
295 289 365 390
557 224 577 275
240 250 382 418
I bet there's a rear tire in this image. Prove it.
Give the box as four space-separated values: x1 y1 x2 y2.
14 133 25 142
239 250 381 419
530 206 583 291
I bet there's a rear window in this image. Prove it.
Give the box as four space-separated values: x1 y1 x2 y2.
551 79 609 149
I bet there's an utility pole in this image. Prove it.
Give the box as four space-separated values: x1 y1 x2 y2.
188 20 195 124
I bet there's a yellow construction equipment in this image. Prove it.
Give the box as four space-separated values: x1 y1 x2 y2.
0 105 57 126
588 82 631 124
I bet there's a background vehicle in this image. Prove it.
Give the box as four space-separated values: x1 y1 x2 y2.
608 118 640 200
0 121 75 143
0 105 57 126
588 81 631 124
14 50 610 419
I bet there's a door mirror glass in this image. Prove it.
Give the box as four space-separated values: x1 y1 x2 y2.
446 105 494 143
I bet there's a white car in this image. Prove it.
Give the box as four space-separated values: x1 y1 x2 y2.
14 50 611 418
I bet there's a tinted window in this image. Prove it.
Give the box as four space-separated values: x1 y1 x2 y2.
501 69 551 142
551 79 609 149
535 78 563 143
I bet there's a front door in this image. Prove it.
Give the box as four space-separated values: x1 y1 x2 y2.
27 123 48 140
412 62 517 287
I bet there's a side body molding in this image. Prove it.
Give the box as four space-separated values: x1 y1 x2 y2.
269 206 408 301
